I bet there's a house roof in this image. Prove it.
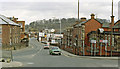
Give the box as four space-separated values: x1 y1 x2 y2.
113 23 120 28
74 18 105 27
102 23 110 28
0 17 8 24
0 14 19 26
115 20 120 25
88 31 120 36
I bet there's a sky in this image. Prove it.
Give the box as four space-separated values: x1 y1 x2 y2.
0 0 119 25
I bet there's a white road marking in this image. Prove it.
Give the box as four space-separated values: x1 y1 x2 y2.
102 64 118 67
32 46 43 57
27 62 34 65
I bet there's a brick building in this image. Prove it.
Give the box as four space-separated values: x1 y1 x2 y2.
87 18 120 56
0 14 21 50
62 13 120 56
8 17 26 40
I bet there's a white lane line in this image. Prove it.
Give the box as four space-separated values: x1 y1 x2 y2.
32 46 43 57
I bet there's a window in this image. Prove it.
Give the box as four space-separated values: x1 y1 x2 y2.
10 27 12 33
10 39 12 45
0 26 2 34
114 29 116 32
0 38 2 46
108 35 110 46
112 35 114 46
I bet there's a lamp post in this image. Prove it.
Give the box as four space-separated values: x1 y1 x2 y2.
58 19 62 48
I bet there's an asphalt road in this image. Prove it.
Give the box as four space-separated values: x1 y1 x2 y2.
13 38 118 67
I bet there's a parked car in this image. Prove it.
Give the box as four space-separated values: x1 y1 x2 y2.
43 44 49 49
49 47 61 55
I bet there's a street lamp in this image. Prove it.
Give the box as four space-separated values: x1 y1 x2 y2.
59 19 62 48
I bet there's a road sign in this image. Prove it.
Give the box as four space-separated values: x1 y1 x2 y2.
100 40 108 43
103 40 108 43
91 40 96 43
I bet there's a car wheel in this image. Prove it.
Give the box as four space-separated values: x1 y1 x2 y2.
59 53 61 55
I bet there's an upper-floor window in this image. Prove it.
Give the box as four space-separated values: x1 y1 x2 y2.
0 38 2 46
0 27 2 34
114 29 116 32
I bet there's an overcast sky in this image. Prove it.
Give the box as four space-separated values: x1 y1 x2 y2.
0 0 119 25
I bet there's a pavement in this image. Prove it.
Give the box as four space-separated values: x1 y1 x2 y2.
62 50 119 60
1 61 22 67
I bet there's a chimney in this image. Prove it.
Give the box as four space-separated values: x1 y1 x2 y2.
80 17 86 22
91 14 95 19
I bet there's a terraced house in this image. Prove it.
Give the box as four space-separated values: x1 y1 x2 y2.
8 17 26 40
0 14 20 50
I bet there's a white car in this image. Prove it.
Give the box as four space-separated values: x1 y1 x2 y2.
43 44 49 49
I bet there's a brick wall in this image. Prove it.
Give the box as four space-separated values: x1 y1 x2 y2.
2 25 10 47
84 19 102 46
2 24 21 49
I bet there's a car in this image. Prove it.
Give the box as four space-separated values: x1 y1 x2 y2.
43 44 49 49
49 47 61 55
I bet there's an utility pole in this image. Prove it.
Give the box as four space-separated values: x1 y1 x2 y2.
59 19 62 48
110 0 114 57
78 0 79 21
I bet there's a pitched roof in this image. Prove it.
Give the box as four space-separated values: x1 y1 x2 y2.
74 18 103 27
115 20 120 25
102 23 110 28
0 17 8 24
0 14 19 26
113 23 120 28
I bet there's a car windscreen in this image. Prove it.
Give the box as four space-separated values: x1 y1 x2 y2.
52 47 59 50
44 45 48 46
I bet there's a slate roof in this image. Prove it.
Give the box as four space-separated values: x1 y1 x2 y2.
0 17 8 24
73 18 119 29
0 14 19 26
88 31 120 36
113 23 120 28
102 23 110 28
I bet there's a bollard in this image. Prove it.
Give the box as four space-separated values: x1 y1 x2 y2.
6 58 11 63
0 58 5 62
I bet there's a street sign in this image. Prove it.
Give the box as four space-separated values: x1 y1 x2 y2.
103 40 108 43
100 40 103 43
100 40 108 43
91 40 96 43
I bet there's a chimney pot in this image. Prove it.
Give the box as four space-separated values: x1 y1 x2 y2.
80 17 86 22
91 14 95 19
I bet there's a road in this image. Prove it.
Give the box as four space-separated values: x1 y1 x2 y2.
13 38 118 67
